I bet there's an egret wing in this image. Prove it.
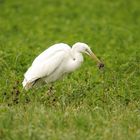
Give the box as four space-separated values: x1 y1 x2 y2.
32 43 71 65
24 51 66 83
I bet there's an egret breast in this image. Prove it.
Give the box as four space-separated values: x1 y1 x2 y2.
43 61 66 83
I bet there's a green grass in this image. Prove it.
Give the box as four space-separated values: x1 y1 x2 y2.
0 0 140 139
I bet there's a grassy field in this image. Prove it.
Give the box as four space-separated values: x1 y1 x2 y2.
0 0 140 139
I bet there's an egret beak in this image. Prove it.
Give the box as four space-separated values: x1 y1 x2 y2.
86 49 104 69
91 52 104 69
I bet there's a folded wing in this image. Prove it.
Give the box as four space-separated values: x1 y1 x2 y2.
23 51 66 90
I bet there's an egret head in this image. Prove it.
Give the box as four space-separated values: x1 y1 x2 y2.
72 42 104 69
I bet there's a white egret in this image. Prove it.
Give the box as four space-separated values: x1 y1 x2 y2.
22 42 104 90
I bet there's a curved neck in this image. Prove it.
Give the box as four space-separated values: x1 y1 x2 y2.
71 45 79 53
71 48 83 62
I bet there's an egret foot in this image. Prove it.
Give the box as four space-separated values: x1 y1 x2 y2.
47 84 55 96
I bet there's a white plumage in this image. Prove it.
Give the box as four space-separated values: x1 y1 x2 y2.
22 42 104 90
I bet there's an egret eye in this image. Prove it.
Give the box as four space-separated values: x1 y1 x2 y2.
73 58 76 61
85 48 88 52
85 48 90 55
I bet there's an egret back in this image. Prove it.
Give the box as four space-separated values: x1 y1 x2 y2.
32 43 71 66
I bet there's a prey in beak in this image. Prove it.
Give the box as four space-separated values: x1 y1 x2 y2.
85 48 104 69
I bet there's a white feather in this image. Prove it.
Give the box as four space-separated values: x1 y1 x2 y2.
22 42 102 90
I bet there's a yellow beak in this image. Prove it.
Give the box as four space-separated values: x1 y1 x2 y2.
90 52 104 69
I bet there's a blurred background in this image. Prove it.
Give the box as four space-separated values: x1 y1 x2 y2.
0 0 140 139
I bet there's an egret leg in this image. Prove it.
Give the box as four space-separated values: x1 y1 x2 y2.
47 84 55 96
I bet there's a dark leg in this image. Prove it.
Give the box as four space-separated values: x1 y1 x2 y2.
47 84 55 96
